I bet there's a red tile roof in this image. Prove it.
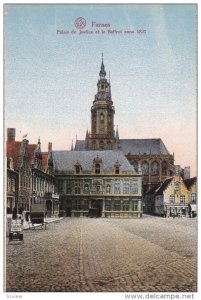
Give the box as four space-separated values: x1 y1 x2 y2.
6 140 37 170
6 141 21 170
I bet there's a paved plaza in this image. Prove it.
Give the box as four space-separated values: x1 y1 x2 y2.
5 216 197 292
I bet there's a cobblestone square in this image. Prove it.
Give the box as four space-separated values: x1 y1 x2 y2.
5 216 197 292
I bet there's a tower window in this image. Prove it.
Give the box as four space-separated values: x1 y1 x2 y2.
101 84 104 89
100 114 104 122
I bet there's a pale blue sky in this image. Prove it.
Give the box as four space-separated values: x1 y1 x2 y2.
4 4 197 175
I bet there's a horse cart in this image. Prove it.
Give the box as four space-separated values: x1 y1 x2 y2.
30 203 47 229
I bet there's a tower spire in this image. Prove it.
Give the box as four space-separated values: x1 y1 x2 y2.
99 52 106 78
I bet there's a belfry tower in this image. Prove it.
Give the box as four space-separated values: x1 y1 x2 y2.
86 54 117 150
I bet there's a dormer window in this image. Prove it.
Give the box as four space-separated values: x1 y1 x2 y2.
115 167 119 174
93 155 103 175
76 166 81 174
95 163 100 174
114 160 121 175
74 161 82 174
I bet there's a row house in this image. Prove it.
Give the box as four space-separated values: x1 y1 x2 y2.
144 175 197 217
6 128 58 217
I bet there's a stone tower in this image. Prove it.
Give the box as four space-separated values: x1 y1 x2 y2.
86 54 117 150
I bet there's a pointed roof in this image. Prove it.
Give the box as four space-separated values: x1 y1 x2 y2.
99 53 106 78
184 177 197 189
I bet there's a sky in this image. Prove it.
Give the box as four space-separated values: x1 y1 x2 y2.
4 4 197 176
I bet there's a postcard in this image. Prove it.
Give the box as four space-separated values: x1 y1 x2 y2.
4 3 198 299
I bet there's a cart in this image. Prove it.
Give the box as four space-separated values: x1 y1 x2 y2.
30 203 47 229
8 222 24 244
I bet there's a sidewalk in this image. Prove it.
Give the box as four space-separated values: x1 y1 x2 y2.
23 217 64 230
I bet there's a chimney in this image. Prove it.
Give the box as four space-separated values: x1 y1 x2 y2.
48 142 52 152
7 128 16 141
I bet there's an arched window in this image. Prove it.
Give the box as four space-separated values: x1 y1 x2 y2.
151 161 159 176
174 181 180 191
131 160 138 172
141 161 149 175
95 163 100 174
180 195 185 204
162 161 167 176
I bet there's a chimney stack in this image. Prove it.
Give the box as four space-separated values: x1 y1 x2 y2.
7 128 16 142
48 142 52 152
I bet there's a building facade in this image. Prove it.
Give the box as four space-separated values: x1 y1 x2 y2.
6 128 59 216
54 150 142 218
144 175 197 217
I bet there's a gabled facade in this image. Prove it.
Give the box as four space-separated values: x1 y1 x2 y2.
144 175 197 217
6 128 58 216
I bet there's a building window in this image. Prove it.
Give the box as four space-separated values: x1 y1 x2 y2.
115 166 120 174
58 180 63 194
76 166 81 174
105 200 111 211
72 199 89 211
151 161 159 176
180 195 185 204
114 181 121 194
141 161 149 175
74 181 81 194
122 200 130 211
113 200 121 211
100 113 104 122
131 181 138 194
123 181 129 194
162 161 167 176
132 200 138 211
95 164 100 174
191 193 196 204
92 141 96 150
174 182 180 192
169 195 175 204
99 141 104 149
131 160 138 172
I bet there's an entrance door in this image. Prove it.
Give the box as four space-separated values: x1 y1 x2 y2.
89 199 103 217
